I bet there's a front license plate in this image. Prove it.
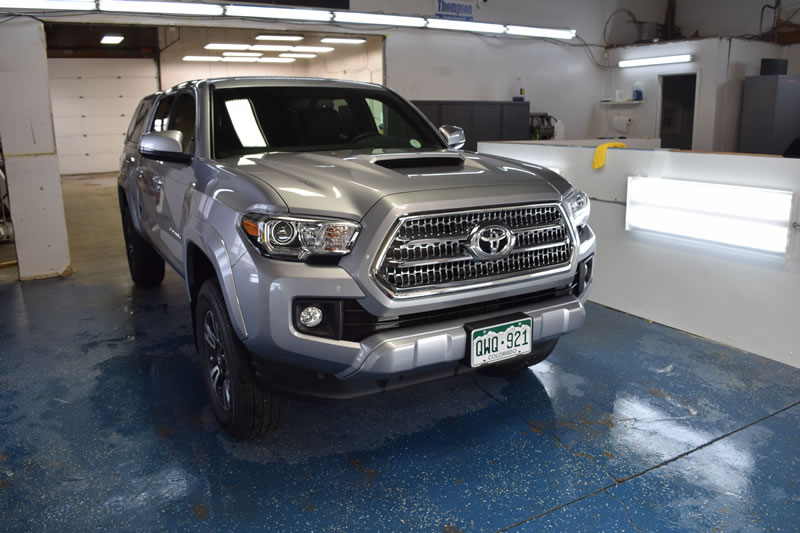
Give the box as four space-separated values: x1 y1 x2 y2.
469 316 533 367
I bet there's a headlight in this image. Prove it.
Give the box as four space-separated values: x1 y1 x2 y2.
241 214 360 261
565 189 590 229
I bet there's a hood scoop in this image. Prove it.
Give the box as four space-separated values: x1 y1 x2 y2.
367 151 465 170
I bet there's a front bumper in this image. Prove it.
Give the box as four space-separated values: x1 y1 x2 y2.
232 224 595 398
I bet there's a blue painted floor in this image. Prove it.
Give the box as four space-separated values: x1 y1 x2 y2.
0 178 799 532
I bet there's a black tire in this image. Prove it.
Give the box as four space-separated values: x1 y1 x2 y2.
195 279 283 440
478 338 559 376
120 202 165 287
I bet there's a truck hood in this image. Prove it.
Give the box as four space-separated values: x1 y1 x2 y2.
219 149 566 220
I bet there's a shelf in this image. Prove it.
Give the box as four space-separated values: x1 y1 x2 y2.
600 100 644 106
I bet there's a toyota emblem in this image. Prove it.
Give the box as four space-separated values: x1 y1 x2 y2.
467 223 515 261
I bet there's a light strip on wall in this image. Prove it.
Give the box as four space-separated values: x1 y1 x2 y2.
506 25 576 39
0 0 95 9
426 18 505 33
99 0 223 15
618 54 693 68
332 11 427 27
224 4 332 21
625 177 795 254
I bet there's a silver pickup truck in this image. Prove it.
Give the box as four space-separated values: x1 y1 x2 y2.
118 77 595 439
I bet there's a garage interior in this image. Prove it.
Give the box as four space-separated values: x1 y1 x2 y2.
0 1 799 531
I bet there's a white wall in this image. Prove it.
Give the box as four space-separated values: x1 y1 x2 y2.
158 26 383 89
604 39 724 150
478 141 800 368
0 18 70 280
786 43 800 74
49 58 158 174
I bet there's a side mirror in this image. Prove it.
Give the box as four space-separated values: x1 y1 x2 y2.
139 131 188 162
439 125 466 150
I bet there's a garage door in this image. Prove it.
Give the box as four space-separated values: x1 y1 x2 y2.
48 58 158 175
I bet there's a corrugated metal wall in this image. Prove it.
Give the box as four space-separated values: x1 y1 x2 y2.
48 58 158 175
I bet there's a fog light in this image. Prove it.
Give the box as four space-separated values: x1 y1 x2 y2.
299 306 323 328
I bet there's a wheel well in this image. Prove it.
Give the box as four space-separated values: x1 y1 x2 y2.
187 242 217 306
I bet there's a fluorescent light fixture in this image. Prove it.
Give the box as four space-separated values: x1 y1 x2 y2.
249 44 293 52
221 56 259 62
225 4 333 21
101 33 125 45
618 54 693 68
425 18 505 33
320 37 366 44
0 0 96 9
333 11 426 27
205 43 251 50
625 177 795 254
506 25 576 39
182 56 222 62
258 57 296 63
223 52 262 57
99 0 223 15
290 46 334 53
255 35 304 41
280 53 317 58
225 99 267 148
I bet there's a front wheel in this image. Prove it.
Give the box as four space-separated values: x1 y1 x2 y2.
195 279 283 439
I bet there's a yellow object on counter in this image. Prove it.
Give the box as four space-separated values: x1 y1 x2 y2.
592 142 627 169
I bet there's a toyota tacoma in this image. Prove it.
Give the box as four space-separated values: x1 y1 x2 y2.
118 77 595 439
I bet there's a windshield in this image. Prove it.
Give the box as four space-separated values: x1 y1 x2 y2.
212 86 446 159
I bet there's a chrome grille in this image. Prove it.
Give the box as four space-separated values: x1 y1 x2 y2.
373 204 573 297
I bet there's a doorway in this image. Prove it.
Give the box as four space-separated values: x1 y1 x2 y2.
659 74 697 150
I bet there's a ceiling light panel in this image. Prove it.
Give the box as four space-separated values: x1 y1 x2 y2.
249 44 293 52
221 56 259 62
618 54 693 68
225 4 332 21
223 52 262 57
205 43 252 50
100 34 125 44
320 38 366 44
426 19 505 33
0 0 96 9
280 53 316 58
183 56 222 62
333 11 426 27
256 35 304 41
290 46 334 53
258 57 296 63
99 0 223 15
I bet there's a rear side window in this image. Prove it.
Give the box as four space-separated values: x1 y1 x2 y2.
125 99 152 143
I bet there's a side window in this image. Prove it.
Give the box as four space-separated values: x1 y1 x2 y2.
171 94 196 154
125 99 152 143
150 95 175 133
365 98 385 134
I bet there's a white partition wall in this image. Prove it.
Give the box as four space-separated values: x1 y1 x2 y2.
479 141 800 368
48 58 158 175
0 18 71 279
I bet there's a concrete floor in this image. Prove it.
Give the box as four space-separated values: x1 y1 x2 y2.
1 174 799 532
